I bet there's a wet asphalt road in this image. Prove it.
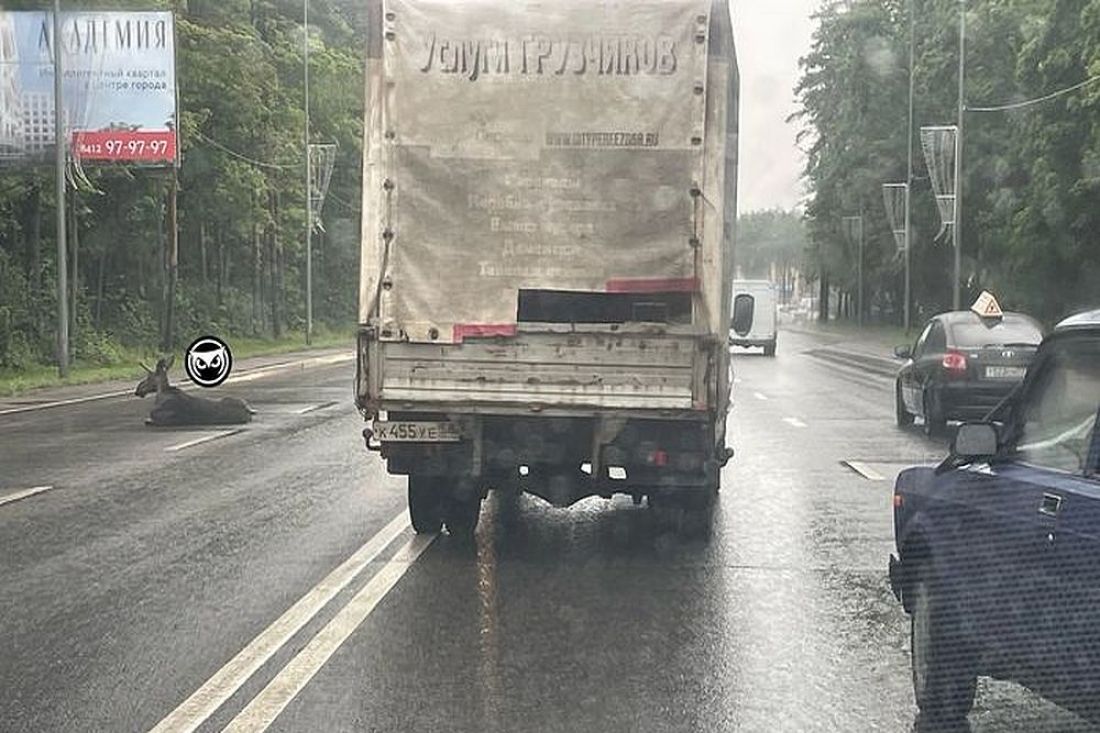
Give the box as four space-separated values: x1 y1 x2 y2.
1 331 1097 733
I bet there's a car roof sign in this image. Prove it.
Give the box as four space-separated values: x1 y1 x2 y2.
971 290 1004 320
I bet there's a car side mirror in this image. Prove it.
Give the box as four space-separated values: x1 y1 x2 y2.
894 345 912 360
953 422 999 459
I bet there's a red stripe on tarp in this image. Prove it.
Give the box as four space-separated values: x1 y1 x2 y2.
605 277 699 293
453 323 518 343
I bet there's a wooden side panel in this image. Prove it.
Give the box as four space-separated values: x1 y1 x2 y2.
375 331 701 411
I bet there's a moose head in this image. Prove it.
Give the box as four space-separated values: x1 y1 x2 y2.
135 355 174 398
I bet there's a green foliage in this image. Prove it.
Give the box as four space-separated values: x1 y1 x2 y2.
736 210 808 279
794 0 1100 325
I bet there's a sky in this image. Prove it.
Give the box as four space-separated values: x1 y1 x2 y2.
730 0 820 214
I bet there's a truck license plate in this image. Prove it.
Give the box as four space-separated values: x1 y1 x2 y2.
985 366 1025 379
372 421 461 443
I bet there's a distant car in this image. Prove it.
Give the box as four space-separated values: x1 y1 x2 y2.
889 309 1100 724
730 279 778 356
895 310 1044 436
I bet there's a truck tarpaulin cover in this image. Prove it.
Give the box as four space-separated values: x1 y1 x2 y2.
367 0 711 343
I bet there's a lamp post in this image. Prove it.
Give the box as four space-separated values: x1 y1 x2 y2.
53 0 69 376
904 0 915 331
953 0 966 311
842 215 865 327
303 0 313 345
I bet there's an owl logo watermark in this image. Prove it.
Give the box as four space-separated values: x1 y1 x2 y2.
184 336 233 388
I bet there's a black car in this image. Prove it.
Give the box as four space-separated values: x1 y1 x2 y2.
889 309 1100 724
895 311 1044 436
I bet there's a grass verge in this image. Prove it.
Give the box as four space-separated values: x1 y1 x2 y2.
0 328 354 398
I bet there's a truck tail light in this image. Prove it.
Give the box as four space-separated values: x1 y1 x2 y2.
942 350 968 376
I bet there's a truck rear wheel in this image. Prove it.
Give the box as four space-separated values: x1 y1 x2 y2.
652 489 716 540
444 496 481 540
408 476 443 534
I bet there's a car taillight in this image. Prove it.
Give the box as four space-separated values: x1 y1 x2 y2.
942 350 968 375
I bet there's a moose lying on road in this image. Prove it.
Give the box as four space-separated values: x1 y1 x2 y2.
135 356 255 426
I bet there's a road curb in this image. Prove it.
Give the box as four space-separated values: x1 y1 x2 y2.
805 347 899 379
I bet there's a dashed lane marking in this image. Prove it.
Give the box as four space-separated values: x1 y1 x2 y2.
783 417 808 428
294 401 339 415
753 392 769 401
842 460 887 481
163 429 243 453
148 511 411 733
222 533 435 733
0 485 54 508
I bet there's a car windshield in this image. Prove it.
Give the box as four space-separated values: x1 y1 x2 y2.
951 317 1044 348
1017 338 1100 475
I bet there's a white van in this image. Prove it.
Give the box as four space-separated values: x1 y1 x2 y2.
730 280 779 356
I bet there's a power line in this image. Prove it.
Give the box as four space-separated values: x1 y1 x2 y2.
326 190 358 212
967 74 1100 112
192 131 296 170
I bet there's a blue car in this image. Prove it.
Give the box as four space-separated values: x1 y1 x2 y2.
889 309 1100 724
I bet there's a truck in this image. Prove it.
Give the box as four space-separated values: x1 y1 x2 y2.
355 0 740 538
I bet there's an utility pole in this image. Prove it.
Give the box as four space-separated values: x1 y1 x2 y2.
953 0 966 310
303 0 313 346
53 0 69 377
904 0 915 331
842 215 864 326
857 213 864 327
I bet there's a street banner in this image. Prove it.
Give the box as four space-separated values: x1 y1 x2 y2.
882 182 907 253
0 11 177 166
920 125 957 240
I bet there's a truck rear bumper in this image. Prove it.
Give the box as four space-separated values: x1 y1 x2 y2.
365 412 723 506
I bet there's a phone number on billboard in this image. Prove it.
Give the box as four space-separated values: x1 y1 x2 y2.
73 131 177 162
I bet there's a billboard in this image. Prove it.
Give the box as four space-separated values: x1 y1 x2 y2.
0 10 177 166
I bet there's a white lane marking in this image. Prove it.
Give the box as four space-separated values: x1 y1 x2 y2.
164 429 243 453
228 354 353 384
783 417 808 429
148 511 411 733
294 401 339 415
842 460 886 481
753 392 769 401
734 377 743 385
0 389 132 416
0 485 54 507
0 353 354 417
222 533 435 733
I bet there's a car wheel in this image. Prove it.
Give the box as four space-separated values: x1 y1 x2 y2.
407 476 443 534
910 564 978 724
923 391 946 437
896 382 914 427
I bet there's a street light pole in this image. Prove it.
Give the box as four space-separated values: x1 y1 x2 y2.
857 214 864 327
842 215 864 326
953 0 966 310
53 0 69 377
303 0 313 345
904 0 915 331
